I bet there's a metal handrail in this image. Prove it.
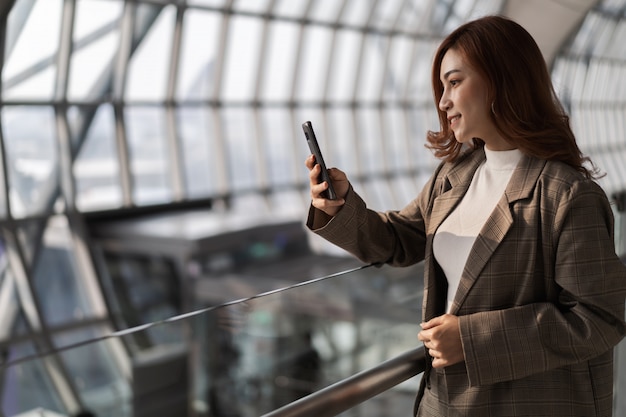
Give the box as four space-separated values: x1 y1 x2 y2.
262 345 426 417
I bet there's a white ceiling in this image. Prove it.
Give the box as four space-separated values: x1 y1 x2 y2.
503 0 600 65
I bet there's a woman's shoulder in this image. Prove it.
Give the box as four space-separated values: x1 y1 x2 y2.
535 158 608 203
538 158 595 186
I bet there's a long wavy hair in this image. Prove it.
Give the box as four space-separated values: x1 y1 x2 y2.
427 15 598 178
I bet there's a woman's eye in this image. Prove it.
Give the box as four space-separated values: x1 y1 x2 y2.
450 79 460 86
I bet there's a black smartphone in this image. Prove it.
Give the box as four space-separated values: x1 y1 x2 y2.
302 121 337 200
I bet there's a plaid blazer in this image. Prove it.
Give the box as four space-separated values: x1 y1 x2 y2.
308 148 626 416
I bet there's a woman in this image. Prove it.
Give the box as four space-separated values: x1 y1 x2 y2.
305 15 626 416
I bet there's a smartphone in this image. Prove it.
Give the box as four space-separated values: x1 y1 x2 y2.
302 121 337 200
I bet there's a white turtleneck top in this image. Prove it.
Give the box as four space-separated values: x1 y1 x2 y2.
433 148 523 313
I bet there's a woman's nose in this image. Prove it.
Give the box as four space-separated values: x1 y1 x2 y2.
439 93 451 112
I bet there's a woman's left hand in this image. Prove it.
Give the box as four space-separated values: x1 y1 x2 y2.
418 314 464 368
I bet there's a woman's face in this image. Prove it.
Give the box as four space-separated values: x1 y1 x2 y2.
438 48 513 151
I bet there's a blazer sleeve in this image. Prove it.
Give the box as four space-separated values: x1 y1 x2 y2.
306 166 443 267
459 179 626 387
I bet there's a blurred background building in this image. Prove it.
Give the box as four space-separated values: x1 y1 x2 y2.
0 0 625 416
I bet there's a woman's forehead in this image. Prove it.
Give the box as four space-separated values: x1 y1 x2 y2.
440 49 470 79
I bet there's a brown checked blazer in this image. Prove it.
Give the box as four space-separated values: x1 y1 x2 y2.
307 148 626 416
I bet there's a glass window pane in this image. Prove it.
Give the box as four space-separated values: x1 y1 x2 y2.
570 106 590 150
1 106 58 218
273 0 310 19
471 0 505 19
72 0 121 56
591 18 617 58
327 29 361 102
178 107 222 198
260 21 299 102
177 9 221 102
2 0 63 100
2 67 57 101
341 0 373 27
54 327 130 414
580 59 599 103
187 0 229 6
222 108 259 191
308 0 345 23
609 108 625 149
126 5 176 102
384 107 411 172
570 59 588 103
366 177 397 212
104 254 181 332
606 21 626 59
295 26 332 102
33 216 102 325
73 105 123 211
407 105 439 176
221 15 263 101
232 0 273 14
442 12 464 34
606 63 622 102
551 57 574 104
451 0 477 20
356 33 386 102
396 0 436 34
2 342 65 415
0 252 17 340
567 11 601 56
260 108 298 186
385 36 414 101
0 152 6 219
358 108 385 174
327 108 359 174
407 40 438 101
125 107 172 205
370 0 406 31
68 0 122 101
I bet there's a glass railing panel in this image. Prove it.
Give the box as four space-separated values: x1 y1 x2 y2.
1 261 425 417
188 261 425 416
4 257 626 417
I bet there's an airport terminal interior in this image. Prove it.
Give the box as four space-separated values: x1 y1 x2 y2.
0 0 625 416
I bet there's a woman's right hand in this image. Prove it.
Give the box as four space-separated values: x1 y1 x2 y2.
305 154 349 217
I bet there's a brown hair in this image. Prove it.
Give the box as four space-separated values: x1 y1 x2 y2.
427 15 597 178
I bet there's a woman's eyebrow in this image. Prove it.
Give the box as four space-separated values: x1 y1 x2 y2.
442 69 461 80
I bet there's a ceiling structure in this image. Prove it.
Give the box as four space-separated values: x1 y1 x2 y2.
0 0 624 416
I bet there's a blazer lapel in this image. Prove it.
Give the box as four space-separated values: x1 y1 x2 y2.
427 150 485 237
423 150 484 320
448 154 547 314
